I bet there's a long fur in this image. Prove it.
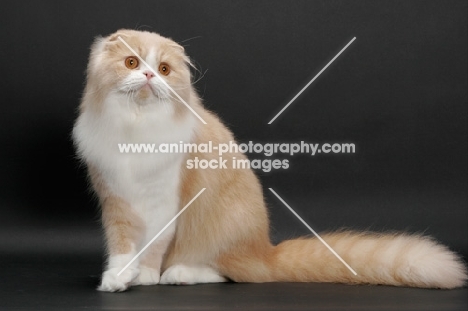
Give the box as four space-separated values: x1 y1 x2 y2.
73 29 467 292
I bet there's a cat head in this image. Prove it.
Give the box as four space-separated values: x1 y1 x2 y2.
81 29 193 115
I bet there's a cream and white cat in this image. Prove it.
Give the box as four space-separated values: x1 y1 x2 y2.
73 29 467 292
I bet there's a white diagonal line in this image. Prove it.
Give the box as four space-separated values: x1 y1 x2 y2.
117 188 206 276
117 36 207 124
268 37 356 124
268 188 358 275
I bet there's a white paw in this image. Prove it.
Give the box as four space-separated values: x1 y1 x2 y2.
97 267 139 292
132 266 160 286
160 264 227 285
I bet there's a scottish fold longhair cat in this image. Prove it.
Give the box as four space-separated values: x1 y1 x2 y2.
73 29 466 292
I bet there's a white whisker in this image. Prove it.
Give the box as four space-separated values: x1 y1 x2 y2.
179 35 202 45
192 68 208 85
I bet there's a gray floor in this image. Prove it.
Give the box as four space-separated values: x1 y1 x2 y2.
1 253 466 311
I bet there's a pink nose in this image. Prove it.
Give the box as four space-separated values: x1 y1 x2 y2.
143 70 155 80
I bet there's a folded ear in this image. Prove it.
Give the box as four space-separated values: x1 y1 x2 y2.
169 41 195 68
169 41 185 52
106 29 133 42
91 29 132 54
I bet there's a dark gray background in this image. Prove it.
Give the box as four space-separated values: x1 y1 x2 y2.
0 1 466 310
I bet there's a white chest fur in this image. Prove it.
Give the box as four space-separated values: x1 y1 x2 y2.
73 93 195 241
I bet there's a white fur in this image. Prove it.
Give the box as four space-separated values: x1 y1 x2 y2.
73 90 195 229
160 264 228 285
73 49 196 292
132 266 160 286
98 247 139 292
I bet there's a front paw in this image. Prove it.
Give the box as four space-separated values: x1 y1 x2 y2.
132 266 160 286
97 267 139 292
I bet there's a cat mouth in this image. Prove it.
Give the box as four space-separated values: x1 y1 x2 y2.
141 83 153 92
136 83 161 100
121 81 169 103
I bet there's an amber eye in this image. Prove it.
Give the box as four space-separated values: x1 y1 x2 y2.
125 57 139 69
158 63 171 76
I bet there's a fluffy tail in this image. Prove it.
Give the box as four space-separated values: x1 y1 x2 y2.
218 232 467 289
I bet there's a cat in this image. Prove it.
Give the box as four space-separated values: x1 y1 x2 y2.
73 29 467 292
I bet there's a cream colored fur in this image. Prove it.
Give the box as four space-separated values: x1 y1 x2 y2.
73 29 467 292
